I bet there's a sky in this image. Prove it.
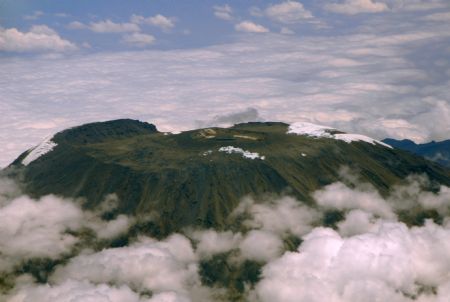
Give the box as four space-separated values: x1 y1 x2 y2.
1 0 450 167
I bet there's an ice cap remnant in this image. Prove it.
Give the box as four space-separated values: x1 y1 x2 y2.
288 122 392 148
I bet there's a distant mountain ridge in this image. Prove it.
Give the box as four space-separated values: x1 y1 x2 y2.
382 138 450 167
5 119 450 237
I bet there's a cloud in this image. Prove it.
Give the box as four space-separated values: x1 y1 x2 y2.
235 21 269 33
2 166 450 301
238 230 283 262
232 196 320 237
6 279 149 302
280 27 295 35
0 182 134 274
23 11 44 20
336 209 380 236
386 0 448 12
195 107 261 128
0 25 76 52
90 20 140 33
131 14 175 31
422 12 450 22
189 229 242 259
325 0 389 14
265 1 313 23
122 33 155 47
213 5 233 21
0 194 84 272
51 234 204 299
67 21 86 30
69 20 140 33
1 14 449 167
313 181 396 219
255 220 450 302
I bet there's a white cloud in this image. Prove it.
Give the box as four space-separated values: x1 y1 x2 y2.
239 230 283 262
89 20 140 33
1 17 449 167
195 107 261 128
337 209 380 236
131 14 175 31
189 229 242 259
386 0 448 12
122 32 155 47
280 27 295 35
213 4 233 21
422 12 450 22
0 25 76 52
0 195 84 272
0 185 135 274
6 279 150 302
89 214 132 239
235 21 269 33
51 234 201 297
265 1 313 23
255 221 450 302
67 21 86 30
326 0 389 15
233 197 320 237
69 20 140 33
23 11 44 20
313 181 396 219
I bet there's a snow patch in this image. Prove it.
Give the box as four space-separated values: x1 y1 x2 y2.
287 122 334 138
203 150 213 156
301 153 307 157
288 122 392 149
22 135 57 166
334 133 392 148
219 146 265 160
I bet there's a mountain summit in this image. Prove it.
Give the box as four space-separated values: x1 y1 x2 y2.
7 119 450 235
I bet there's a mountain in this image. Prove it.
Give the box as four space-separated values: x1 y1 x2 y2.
6 119 450 237
382 138 450 168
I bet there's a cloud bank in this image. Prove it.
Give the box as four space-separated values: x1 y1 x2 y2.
2 170 450 301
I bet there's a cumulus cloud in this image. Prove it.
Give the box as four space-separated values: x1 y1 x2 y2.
122 33 155 47
265 1 313 23
2 167 450 300
189 229 242 259
255 220 450 302
325 0 389 15
0 194 84 272
235 21 269 33
232 196 320 237
0 182 133 274
51 234 203 299
238 230 284 262
314 181 396 219
0 25 76 52
213 5 233 21
131 14 175 31
6 279 149 302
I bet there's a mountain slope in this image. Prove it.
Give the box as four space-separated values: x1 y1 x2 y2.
383 138 450 167
6 119 450 236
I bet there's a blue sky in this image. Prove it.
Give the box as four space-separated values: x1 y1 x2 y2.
0 0 450 166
